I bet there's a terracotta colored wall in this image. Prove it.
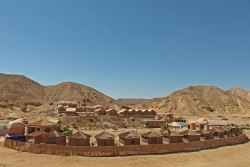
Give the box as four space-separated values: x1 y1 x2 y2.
187 135 200 142
147 137 163 144
146 121 166 128
68 138 90 146
40 136 66 145
169 136 183 143
120 138 140 145
4 135 248 157
8 123 25 136
96 139 115 146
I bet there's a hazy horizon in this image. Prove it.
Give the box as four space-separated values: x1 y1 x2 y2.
1 0 250 98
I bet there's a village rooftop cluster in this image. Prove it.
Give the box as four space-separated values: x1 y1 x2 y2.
3 115 239 147
0 100 246 158
57 101 157 118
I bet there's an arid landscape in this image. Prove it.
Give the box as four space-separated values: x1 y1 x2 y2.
1 73 250 167
1 1 250 166
1 73 250 119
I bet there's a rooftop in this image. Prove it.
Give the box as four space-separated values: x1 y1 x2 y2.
95 131 115 139
42 131 64 138
28 119 57 127
27 131 47 138
119 131 140 139
141 131 162 138
69 131 91 139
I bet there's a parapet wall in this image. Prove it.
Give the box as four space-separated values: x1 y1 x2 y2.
4 135 249 157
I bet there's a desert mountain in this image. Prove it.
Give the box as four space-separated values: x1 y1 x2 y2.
0 73 122 114
136 86 250 116
117 98 150 108
44 82 120 109
1 73 250 117
227 88 250 102
0 74 45 107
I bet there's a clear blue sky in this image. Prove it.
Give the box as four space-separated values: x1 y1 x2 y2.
0 0 250 99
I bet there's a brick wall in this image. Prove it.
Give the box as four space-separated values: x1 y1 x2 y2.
4 135 248 157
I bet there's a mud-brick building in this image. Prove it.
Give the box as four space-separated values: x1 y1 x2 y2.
195 129 214 140
95 131 115 146
145 120 166 128
141 131 163 144
40 131 66 145
118 109 129 116
68 131 91 146
7 123 25 136
27 119 60 134
162 131 183 143
106 109 118 116
118 131 140 145
212 127 224 138
169 132 183 143
27 131 47 143
220 126 232 137
181 130 201 142
94 108 107 115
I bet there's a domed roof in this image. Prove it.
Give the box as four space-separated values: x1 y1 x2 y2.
8 118 25 128
7 123 25 136
197 118 209 124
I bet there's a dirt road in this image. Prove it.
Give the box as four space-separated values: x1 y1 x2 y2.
0 131 249 167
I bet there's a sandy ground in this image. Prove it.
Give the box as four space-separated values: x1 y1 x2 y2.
0 131 249 167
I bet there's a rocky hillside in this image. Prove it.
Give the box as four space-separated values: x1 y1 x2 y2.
227 88 250 102
117 98 150 108
136 86 250 116
1 73 250 117
0 74 45 108
44 82 121 109
0 73 123 118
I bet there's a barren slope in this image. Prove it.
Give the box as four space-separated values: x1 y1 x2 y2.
117 98 150 108
0 74 123 118
227 88 250 102
45 82 121 110
0 73 45 108
136 86 250 116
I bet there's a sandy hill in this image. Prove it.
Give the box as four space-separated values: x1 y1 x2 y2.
136 86 250 116
1 73 250 117
45 82 121 109
0 73 123 118
227 88 250 102
0 73 45 107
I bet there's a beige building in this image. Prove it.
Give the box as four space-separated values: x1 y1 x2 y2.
27 119 60 134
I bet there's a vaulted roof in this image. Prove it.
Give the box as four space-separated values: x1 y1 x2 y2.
69 131 91 139
95 131 115 139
